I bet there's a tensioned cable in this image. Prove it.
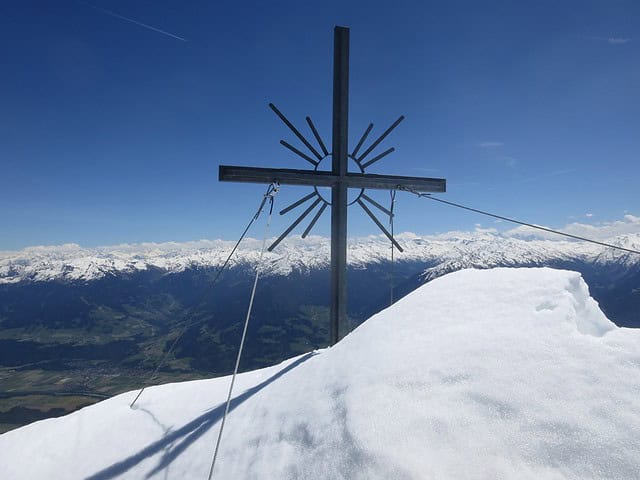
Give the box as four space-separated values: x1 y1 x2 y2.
129 183 279 409
389 189 397 305
399 186 640 256
207 189 276 480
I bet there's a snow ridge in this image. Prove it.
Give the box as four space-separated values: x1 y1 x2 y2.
1 268 639 479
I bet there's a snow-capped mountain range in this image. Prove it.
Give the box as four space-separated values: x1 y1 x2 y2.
2 229 639 285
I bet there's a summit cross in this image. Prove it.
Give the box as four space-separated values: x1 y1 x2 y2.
219 26 446 345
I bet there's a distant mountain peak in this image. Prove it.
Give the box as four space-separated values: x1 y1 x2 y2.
1 232 639 284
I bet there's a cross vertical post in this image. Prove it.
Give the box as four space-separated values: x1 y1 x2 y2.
330 26 349 345
218 25 446 347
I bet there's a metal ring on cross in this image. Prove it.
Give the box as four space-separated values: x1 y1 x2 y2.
312 154 365 206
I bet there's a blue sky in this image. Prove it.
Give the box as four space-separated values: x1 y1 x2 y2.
1 0 638 250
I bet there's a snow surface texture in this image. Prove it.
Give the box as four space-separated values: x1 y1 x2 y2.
1 230 639 284
1 267 639 480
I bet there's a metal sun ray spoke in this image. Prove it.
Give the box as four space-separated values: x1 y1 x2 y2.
351 123 373 158
357 116 405 163
219 27 447 345
302 202 328 238
361 193 394 217
280 140 318 167
361 147 395 169
269 103 323 161
279 191 318 215
306 116 329 157
357 199 404 252
268 197 323 251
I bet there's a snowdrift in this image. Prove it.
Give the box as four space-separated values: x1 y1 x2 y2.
1 267 639 479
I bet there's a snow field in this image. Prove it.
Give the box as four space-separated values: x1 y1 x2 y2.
1 267 639 479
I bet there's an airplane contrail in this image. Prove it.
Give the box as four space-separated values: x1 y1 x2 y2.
85 2 187 42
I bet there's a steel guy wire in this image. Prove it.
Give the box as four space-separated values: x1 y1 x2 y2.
399 186 640 256
207 187 276 479
130 183 279 408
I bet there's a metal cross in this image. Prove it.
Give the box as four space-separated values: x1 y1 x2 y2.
219 26 446 345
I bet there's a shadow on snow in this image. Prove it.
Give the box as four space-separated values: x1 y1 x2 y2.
85 352 316 480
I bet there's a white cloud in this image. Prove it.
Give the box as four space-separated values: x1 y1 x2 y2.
504 214 640 241
505 168 575 187
586 36 631 46
503 156 517 167
585 213 594 218
608 38 630 45
475 226 498 235
475 143 515 168
478 141 503 148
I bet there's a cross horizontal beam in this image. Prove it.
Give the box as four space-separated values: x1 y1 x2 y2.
219 165 446 193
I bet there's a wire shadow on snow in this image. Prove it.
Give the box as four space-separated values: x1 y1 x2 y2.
85 352 317 480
